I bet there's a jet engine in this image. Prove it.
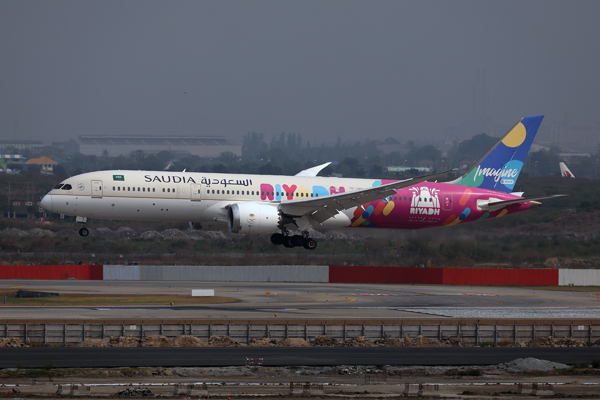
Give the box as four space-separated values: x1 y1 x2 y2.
227 202 281 234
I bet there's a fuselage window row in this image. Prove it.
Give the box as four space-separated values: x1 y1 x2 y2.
112 187 156 193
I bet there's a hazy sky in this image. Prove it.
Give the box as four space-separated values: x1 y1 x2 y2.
1 0 599 145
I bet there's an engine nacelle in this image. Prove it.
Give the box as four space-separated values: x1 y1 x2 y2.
227 202 281 234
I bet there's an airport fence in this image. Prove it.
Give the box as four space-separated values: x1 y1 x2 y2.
2 321 599 345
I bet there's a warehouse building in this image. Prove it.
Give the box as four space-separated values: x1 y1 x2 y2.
64 135 241 157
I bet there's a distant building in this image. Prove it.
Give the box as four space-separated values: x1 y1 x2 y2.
0 140 44 151
26 156 58 173
0 154 26 173
64 135 241 157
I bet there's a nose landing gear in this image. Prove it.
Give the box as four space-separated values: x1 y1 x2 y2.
76 216 89 237
270 231 317 250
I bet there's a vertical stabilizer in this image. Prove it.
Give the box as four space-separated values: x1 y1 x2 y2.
559 162 575 178
449 115 543 193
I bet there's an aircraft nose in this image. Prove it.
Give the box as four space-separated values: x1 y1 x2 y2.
40 195 53 211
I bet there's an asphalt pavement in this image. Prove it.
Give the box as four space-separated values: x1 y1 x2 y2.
1 347 599 369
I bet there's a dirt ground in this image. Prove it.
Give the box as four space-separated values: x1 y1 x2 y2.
1 364 600 399
4 334 600 349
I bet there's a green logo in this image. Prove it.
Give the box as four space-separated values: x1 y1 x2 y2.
113 175 125 181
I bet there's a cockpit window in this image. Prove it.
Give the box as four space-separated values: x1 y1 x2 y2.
62 184 72 190
53 184 64 189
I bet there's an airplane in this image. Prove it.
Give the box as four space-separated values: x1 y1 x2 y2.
40 115 565 250
559 162 576 178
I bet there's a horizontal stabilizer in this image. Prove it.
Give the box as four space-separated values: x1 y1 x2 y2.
477 194 567 212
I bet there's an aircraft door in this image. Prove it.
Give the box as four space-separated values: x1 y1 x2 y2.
442 193 453 211
190 184 202 201
91 180 103 198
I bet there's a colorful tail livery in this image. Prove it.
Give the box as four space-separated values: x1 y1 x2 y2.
449 115 543 193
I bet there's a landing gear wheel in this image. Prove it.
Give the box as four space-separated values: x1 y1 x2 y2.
291 235 304 247
271 233 284 245
303 238 317 250
283 236 295 248
79 227 89 237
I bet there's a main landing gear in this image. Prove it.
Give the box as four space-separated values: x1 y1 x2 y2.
271 231 317 250
79 226 89 237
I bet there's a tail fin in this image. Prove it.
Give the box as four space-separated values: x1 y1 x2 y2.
449 115 543 193
559 162 575 178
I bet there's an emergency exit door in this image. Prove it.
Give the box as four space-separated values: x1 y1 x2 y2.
190 184 202 201
91 180 103 198
442 193 453 211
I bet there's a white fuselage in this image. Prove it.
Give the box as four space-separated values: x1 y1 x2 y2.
41 170 376 231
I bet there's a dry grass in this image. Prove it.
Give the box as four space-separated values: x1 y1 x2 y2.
0 289 239 306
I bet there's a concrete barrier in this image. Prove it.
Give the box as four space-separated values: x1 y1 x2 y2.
103 265 140 280
1 264 599 286
559 269 600 286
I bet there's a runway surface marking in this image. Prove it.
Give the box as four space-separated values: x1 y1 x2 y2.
462 293 500 296
356 293 394 296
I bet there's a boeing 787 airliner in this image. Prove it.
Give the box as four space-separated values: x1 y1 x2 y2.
40 115 564 250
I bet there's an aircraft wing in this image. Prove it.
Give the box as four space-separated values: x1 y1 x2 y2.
279 169 456 224
477 194 567 211
295 162 332 177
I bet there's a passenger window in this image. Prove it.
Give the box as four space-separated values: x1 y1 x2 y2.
162 188 165 192
227 190 230 194
409 197 412 201
152 188 155 192
117 187 120 191
237 190 239 195
311 193 313 197
261 191 264 195
113 186 115 191
138 187 140 191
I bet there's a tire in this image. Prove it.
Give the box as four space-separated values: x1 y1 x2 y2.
303 238 317 250
79 227 89 237
291 235 304 247
283 236 295 248
270 233 284 245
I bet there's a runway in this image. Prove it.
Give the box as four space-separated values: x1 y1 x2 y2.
1 279 599 320
2 347 600 369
